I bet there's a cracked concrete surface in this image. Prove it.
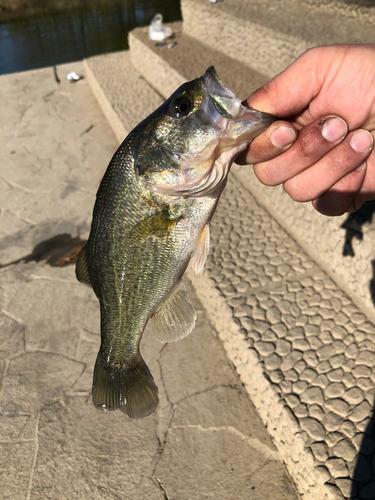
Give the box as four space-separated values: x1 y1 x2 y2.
0 65 299 499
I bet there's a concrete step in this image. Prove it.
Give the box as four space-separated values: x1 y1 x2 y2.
181 0 375 78
84 50 165 143
85 48 375 500
128 23 268 102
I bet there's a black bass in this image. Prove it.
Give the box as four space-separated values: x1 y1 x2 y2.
76 67 276 418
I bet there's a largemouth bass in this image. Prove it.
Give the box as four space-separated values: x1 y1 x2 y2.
76 67 276 419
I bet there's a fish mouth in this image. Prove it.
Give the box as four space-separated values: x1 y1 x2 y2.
199 65 276 143
203 65 276 137
144 67 277 198
202 66 242 120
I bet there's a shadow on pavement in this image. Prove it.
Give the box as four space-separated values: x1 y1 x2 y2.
341 200 375 258
350 415 375 498
341 201 375 498
0 233 85 269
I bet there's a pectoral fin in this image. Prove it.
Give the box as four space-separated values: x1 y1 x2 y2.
75 246 91 286
131 207 182 242
191 223 210 274
152 281 196 343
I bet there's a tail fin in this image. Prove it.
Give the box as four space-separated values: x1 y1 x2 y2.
92 352 159 419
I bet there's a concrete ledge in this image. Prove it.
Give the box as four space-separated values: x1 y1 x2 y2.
84 51 164 142
234 167 375 324
128 25 268 101
181 0 375 78
84 56 126 144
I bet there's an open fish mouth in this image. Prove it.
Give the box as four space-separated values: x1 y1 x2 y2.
202 66 242 120
143 67 277 198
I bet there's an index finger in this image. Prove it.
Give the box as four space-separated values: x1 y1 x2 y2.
253 116 348 186
236 120 298 165
244 47 328 118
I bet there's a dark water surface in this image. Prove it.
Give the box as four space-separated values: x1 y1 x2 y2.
0 0 181 75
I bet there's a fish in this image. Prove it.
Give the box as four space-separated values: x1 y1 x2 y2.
75 66 276 419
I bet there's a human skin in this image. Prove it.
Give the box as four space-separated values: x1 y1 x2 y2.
237 44 375 216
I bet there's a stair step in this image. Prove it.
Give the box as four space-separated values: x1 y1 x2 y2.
129 24 268 101
84 51 164 143
181 0 375 77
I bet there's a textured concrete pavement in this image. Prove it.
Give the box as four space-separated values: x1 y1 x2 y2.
0 64 299 499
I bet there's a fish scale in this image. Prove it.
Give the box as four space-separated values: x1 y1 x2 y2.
76 66 276 418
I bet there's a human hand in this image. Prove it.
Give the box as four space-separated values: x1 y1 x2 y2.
237 44 375 216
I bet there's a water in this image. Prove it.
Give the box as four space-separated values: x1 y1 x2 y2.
0 0 181 75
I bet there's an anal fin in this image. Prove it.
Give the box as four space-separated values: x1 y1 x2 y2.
191 223 210 274
152 281 196 343
75 246 91 286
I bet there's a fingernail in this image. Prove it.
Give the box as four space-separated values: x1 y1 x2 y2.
350 130 374 153
355 162 366 172
321 117 348 142
270 126 297 149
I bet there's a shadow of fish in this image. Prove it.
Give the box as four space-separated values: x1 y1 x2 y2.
76 66 276 418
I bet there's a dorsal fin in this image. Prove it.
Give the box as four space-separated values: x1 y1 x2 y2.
191 223 210 274
75 246 91 286
152 281 196 343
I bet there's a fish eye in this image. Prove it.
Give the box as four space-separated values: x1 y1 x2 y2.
172 97 192 117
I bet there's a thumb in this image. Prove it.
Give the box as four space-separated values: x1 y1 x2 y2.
244 47 326 118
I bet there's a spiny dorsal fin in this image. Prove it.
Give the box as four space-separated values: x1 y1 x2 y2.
191 223 210 274
75 246 91 286
152 281 196 343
